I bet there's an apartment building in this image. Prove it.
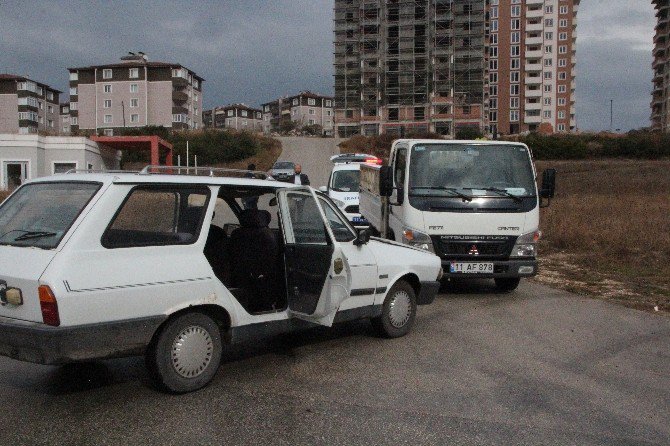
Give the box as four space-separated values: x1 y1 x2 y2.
67 53 203 135
0 74 61 134
334 0 488 137
652 0 670 132
59 103 71 135
261 91 335 135
488 0 579 135
333 0 579 137
203 104 264 132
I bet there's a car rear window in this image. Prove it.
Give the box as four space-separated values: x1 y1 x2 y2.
0 182 101 249
102 186 210 248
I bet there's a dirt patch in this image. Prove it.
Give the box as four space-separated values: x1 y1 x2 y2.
534 159 670 315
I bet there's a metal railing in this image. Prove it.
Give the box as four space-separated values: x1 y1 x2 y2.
64 169 139 174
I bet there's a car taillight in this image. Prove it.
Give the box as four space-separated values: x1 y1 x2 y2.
38 285 60 327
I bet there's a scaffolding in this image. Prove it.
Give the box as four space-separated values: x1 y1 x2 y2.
333 0 488 137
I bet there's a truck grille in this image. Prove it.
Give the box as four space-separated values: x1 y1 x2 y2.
345 205 359 214
431 235 516 260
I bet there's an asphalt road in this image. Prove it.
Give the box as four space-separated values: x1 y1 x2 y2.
0 138 668 445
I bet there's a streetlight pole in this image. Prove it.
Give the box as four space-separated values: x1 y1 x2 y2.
610 99 613 132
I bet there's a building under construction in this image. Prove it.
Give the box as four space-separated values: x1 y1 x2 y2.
334 0 488 137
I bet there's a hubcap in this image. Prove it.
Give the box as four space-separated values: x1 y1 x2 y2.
388 290 412 328
171 325 214 378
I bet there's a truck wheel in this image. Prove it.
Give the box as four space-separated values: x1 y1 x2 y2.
371 280 417 338
146 312 223 394
495 278 521 292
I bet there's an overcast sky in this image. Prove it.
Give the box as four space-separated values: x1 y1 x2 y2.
0 0 657 131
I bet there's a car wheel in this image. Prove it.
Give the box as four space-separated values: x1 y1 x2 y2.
494 278 521 292
371 280 417 338
146 312 223 394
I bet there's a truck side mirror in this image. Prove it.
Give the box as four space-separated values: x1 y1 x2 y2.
540 168 556 207
379 166 393 197
318 186 327 192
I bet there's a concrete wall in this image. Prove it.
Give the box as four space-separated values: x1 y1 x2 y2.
147 81 173 127
0 94 19 133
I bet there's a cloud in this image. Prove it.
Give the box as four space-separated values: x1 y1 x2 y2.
0 0 657 131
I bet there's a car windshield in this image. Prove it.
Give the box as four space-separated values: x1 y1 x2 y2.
331 170 360 192
273 162 294 170
409 144 536 197
0 182 101 249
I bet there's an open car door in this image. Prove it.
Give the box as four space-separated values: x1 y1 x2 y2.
277 187 351 326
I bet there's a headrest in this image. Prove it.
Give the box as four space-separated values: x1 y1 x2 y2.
238 209 271 228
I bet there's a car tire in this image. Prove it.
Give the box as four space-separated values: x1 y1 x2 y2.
494 278 521 292
371 280 417 338
146 312 223 394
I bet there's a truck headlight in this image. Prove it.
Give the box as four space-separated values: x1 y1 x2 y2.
510 230 541 258
402 227 434 253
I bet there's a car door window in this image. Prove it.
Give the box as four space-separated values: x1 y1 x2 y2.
102 186 210 248
282 191 329 245
318 197 356 243
393 148 407 187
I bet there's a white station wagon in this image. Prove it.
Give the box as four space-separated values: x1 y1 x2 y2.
0 166 441 393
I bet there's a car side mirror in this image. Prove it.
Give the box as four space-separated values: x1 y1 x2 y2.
353 227 371 246
379 166 393 197
319 186 327 192
540 168 556 207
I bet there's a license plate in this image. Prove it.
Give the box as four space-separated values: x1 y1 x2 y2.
450 262 494 274
352 217 367 223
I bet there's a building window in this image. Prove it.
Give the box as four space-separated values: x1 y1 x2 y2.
70 72 78 81
545 32 553 40
559 59 567 67
543 111 552 118
510 84 520 96
490 98 498 109
104 99 112 108
103 129 114 136
558 85 567 93
292 98 298 106
559 19 568 28
309 109 315 115
510 71 520 83
558 98 567 106
545 19 554 27
511 45 520 57
510 110 519 122
511 58 520 70
241 110 248 117
129 68 139 78
545 45 553 54
308 98 316 106
48 119 54 128
560 6 568 14
544 85 553 92
71 117 78 125
491 19 498 32
511 19 520 30
227 110 233 117
130 98 139 108
104 114 113 124
511 5 520 17
510 97 519 109
70 87 78 96
558 124 566 131
490 34 498 45
47 92 54 101
544 71 552 80
489 111 498 122
130 84 138 93
489 46 498 57
53 162 77 174
103 69 112 79
559 45 568 54
173 114 184 123
104 84 112 93
70 102 78 110
47 105 54 114
130 114 139 123
511 32 520 44
559 32 568 41
325 100 332 107
309 119 315 125
544 97 552 106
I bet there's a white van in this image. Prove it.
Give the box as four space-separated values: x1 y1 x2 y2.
0 166 441 393
321 154 382 226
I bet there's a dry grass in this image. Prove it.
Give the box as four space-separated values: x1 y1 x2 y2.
535 159 670 313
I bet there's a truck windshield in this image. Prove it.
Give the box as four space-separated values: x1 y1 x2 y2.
0 182 101 249
331 170 360 192
409 144 536 197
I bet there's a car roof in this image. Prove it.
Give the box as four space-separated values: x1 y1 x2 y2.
394 139 529 148
25 171 298 189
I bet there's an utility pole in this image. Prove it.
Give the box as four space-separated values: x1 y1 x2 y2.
610 99 613 132
122 100 126 128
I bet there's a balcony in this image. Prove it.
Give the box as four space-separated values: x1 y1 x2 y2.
526 22 543 32
526 0 544 4
526 49 543 59
525 36 543 46
525 88 542 98
525 63 543 72
524 114 542 124
525 102 542 111
172 90 189 103
526 8 543 18
525 76 542 86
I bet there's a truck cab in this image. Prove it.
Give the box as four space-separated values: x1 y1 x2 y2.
360 139 556 291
